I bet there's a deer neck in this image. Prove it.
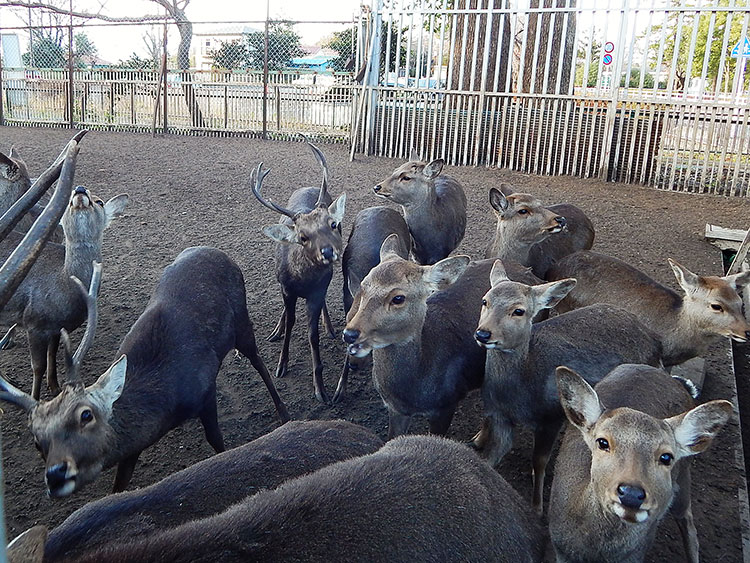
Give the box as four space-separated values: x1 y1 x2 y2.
664 300 721 364
64 237 102 285
489 221 533 264
401 187 437 226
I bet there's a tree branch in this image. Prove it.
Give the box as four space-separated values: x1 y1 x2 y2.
0 1 169 22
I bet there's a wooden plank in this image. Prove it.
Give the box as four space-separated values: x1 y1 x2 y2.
729 227 750 275
705 223 748 243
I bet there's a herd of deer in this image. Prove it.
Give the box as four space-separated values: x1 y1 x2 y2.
0 131 745 562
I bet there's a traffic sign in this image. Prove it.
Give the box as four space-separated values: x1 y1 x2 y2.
603 53 613 66
604 42 615 54
731 36 750 58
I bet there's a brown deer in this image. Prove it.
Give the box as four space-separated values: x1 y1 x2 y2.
373 152 466 265
485 184 594 278
341 235 540 438
547 251 750 367
251 141 346 404
29 420 383 562
0 246 289 497
551 364 732 563
19 435 545 563
474 260 663 513
0 185 128 399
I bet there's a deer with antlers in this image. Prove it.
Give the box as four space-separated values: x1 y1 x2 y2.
251 140 346 404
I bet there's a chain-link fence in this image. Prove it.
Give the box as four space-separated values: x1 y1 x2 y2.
0 8 361 141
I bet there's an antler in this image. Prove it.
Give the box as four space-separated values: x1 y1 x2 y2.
301 135 330 206
0 325 37 412
250 162 296 219
61 261 102 386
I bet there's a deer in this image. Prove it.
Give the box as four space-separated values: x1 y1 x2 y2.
373 151 466 265
0 246 290 497
16 435 546 563
484 184 595 278
250 140 346 404
551 364 732 563
547 251 750 367
473 260 664 514
27 420 383 562
0 184 128 399
340 234 541 438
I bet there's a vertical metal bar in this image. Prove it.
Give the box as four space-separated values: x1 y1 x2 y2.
365 0 383 156
474 0 495 167
0 7 4 127
67 0 74 127
162 20 168 134
262 0 269 140
598 0 626 181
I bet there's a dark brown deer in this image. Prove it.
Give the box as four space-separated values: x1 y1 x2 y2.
341 235 540 438
474 260 663 513
251 142 346 404
374 152 466 265
29 420 383 562
0 184 127 399
0 246 289 497
485 184 594 278
24 435 545 563
551 364 731 563
547 251 750 367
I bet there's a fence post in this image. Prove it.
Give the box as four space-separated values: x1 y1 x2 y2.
263 1 269 140
67 0 74 127
162 20 168 134
364 0 382 155
0 11 5 126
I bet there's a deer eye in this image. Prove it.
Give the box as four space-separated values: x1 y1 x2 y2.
512 308 525 317
517 209 529 215
330 221 337 230
710 304 723 312
391 295 405 305
299 235 308 244
80 409 93 425
400 176 411 182
96 199 104 206
659 453 673 466
482 299 488 307
596 438 610 451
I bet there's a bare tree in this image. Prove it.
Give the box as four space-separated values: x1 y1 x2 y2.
142 25 163 69
521 0 576 94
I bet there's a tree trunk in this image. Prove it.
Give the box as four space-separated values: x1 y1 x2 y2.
174 17 205 128
521 0 577 94
450 0 512 92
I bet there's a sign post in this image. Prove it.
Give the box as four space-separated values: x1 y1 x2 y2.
731 36 750 97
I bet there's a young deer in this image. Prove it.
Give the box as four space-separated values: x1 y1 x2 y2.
341 235 540 438
0 185 128 399
484 184 594 278
0 246 289 497
28 436 545 563
251 142 346 404
34 420 383 562
551 364 732 563
547 251 750 367
474 261 663 513
374 152 466 265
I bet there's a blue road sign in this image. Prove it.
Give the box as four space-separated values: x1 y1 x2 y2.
731 36 750 58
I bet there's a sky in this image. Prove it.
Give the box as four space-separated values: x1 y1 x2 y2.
0 0 362 63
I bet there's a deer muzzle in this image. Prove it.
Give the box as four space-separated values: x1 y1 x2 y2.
45 461 77 498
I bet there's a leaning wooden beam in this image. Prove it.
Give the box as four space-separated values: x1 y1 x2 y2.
0 130 86 241
0 139 81 310
728 228 750 276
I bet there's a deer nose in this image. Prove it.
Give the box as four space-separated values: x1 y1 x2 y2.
373 184 382 193
343 329 360 344
45 462 69 490
74 185 87 195
321 246 335 261
555 216 566 227
617 484 646 509
475 329 492 343
745 330 750 340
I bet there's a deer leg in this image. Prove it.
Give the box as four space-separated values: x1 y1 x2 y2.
484 413 515 468
387 407 412 440
428 407 456 435
28 333 49 401
672 469 699 563
531 422 562 516
469 417 493 451
267 307 286 343
45 332 61 396
236 322 290 422
306 297 329 404
321 302 335 339
332 355 351 404
275 294 296 379
112 453 140 493
199 387 226 454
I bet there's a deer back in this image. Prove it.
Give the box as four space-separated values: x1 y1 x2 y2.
63 436 546 563
41 420 383 562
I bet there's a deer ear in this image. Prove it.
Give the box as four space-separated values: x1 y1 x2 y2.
666 400 732 459
7 525 48 563
424 255 470 288
498 183 515 196
669 258 700 294
103 194 129 228
532 278 577 311
0 152 18 178
723 269 750 291
263 224 299 244
556 366 603 434
9 146 21 160
489 188 510 214
328 193 346 224
87 355 127 416
409 149 421 162
422 159 444 179
489 260 509 286
379 233 406 262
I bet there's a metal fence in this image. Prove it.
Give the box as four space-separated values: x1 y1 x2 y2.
355 0 750 196
0 13 359 141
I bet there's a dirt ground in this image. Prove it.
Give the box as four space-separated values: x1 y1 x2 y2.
0 125 748 561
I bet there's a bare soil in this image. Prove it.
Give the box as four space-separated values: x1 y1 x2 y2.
0 126 748 561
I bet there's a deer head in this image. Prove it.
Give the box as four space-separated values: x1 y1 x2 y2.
373 154 445 208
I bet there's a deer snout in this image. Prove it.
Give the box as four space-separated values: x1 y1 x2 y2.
617 484 646 510
373 184 382 193
321 246 336 263
74 185 87 195
45 461 76 497
343 328 360 344
475 329 492 344
555 216 566 228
